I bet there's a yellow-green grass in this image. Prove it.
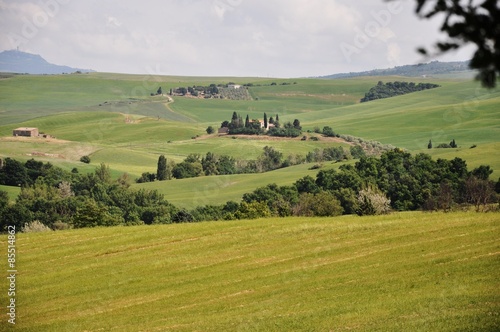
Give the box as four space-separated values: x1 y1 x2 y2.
133 162 342 209
415 142 500 180
2 211 498 331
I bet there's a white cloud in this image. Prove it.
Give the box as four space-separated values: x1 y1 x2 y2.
106 16 122 28
0 0 473 77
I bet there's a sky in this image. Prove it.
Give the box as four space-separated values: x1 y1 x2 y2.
0 0 474 77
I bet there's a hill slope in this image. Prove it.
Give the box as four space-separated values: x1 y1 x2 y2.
0 73 499 205
0 50 94 74
320 60 471 79
5 212 499 331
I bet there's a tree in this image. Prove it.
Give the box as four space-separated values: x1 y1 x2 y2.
322 126 335 137
172 161 203 179
276 114 279 122
157 87 162 95
471 165 493 180
201 152 219 176
73 198 123 228
245 114 250 128
293 119 301 130
264 113 268 129
0 158 29 186
217 155 236 175
136 172 156 183
258 146 283 172
464 176 496 211
231 111 238 121
235 201 271 219
0 190 9 221
95 163 111 183
157 155 168 181
400 0 500 88
172 209 194 223
428 139 433 149
450 139 457 148
350 145 366 159
293 191 343 217
206 126 215 134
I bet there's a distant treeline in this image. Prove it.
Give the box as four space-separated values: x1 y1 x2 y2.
0 149 498 232
138 145 362 183
169 83 252 100
360 81 440 102
322 60 470 79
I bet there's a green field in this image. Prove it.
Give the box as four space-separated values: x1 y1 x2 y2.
1 73 499 331
2 211 498 331
0 73 499 205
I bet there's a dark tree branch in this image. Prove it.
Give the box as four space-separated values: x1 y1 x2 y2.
391 0 500 88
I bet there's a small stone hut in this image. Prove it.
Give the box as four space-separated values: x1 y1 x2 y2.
13 127 39 137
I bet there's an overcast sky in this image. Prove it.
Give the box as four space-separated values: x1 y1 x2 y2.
0 0 474 77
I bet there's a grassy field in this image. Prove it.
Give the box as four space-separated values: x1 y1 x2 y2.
2 211 498 331
0 73 499 204
134 162 343 209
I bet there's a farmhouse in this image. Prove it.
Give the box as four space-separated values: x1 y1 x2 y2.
227 84 241 89
13 127 39 137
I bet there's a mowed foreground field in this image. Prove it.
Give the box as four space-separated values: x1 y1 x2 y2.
2 212 499 331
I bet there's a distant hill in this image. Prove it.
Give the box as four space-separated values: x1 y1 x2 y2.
320 60 471 79
0 50 94 74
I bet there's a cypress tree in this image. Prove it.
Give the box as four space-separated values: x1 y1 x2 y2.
264 113 268 129
157 155 167 181
428 139 433 149
245 114 250 128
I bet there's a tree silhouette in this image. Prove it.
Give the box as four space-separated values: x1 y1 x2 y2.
398 0 499 88
157 155 167 181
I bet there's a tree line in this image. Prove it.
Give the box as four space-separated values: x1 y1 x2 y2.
360 81 440 102
0 159 178 230
137 144 370 183
1 149 498 232
138 146 305 182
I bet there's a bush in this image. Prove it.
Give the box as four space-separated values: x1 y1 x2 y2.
80 155 91 164
356 187 391 216
22 220 52 233
235 201 272 219
293 191 343 217
52 220 70 230
322 126 336 137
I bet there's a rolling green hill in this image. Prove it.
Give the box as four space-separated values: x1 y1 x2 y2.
0 73 499 206
2 211 498 331
0 72 499 331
